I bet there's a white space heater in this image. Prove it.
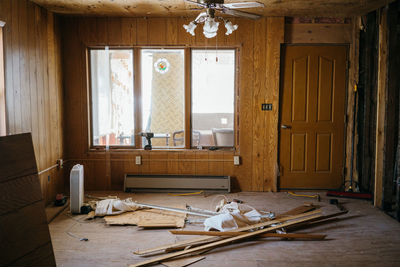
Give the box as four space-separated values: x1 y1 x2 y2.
70 164 84 214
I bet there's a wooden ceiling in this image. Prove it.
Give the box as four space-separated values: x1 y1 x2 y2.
30 0 392 17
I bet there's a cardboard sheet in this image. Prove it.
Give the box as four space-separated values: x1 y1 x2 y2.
104 205 186 228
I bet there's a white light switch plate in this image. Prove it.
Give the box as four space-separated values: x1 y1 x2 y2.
135 156 141 165
234 156 240 165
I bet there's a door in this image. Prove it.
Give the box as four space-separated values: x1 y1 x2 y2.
279 45 347 189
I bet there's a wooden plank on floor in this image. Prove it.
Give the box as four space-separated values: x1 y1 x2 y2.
169 230 326 240
162 255 205 267
130 213 322 266
134 209 320 255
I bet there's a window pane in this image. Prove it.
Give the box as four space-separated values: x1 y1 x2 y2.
90 49 134 146
192 50 235 147
141 49 185 148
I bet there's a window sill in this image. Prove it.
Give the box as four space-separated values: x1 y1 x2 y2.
87 147 236 153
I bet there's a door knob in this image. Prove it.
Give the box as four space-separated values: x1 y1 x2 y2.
281 125 292 129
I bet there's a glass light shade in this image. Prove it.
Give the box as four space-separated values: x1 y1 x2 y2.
224 21 238 35
183 21 197 36
203 17 219 39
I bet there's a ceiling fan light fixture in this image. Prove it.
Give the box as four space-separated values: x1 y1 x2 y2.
224 20 238 35
183 21 198 36
203 17 219 38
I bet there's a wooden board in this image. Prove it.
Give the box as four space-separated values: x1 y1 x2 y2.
0 133 56 266
130 213 322 266
285 24 352 44
104 206 186 228
134 209 321 255
162 256 205 267
169 230 326 240
374 7 389 208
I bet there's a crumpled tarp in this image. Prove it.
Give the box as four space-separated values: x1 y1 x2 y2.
95 198 141 216
204 201 273 232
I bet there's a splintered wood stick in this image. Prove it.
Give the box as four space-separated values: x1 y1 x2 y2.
129 213 322 267
133 209 321 255
275 203 316 219
169 230 326 240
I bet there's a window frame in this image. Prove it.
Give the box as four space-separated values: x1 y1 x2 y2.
87 46 239 150
190 48 238 148
0 21 6 136
87 46 136 149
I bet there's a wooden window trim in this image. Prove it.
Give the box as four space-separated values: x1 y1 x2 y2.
87 46 135 149
0 22 6 136
190 48 238 149
184 47 191 149
87 45 238 151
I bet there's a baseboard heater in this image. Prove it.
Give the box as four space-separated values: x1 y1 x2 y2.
124 174 231 193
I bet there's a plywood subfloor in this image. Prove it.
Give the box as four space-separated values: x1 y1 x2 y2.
49 192 400 266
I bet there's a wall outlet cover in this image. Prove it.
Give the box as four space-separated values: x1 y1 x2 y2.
234 155 240 165
135 156 141 165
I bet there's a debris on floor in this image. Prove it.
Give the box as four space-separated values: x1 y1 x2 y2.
130 202 348 267
72 194 348 267
204 200 274 231
104 205 187 228
161 255 205 267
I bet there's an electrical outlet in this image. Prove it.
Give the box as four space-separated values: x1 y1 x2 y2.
234 155 240 165
135 156 141 165
261 103 273 111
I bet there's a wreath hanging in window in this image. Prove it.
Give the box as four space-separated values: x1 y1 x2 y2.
154 58 170 74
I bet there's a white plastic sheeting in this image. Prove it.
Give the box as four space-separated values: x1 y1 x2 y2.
204 202 274 232
95 198 141 216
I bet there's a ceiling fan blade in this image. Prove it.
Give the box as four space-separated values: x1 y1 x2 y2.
223 2 265 9
220 8 262 20
184 0 207 8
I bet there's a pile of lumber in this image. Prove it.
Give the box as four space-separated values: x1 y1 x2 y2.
128 204 348 267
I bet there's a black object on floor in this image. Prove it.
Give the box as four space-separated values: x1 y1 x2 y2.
327 190 372 200
55 193 67 206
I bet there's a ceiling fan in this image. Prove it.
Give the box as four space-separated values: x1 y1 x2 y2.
185 0 264 20
183 0 264 38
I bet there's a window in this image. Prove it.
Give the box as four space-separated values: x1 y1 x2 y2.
192 50 235 147
89 48 134 146
0 22 6 136
88 47 236 149
141 49 185 148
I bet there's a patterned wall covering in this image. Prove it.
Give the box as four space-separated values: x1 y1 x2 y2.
148 52 184 146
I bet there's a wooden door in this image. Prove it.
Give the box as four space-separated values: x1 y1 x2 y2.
279 45 347 189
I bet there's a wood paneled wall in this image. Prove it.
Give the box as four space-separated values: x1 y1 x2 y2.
61 16 284 192
0 0 64 204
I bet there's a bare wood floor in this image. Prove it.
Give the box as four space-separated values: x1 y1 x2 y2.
49 192 400 267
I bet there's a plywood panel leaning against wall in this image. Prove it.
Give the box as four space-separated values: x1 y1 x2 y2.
0 0 64 204
61 16 285 192
0 133 56 266
374 6 389 208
